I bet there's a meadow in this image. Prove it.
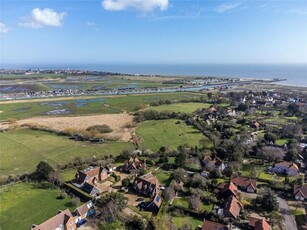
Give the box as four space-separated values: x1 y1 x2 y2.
136 119 207 152
0 183 78 230
145 102 211 114
0 92 205 120
0 128 134 177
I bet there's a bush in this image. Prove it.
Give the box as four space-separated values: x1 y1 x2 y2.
86 125 113 134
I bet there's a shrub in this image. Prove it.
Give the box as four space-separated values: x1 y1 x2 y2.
86 125 113 133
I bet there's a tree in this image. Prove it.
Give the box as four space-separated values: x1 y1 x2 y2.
190 173 207 189
172 168 187 183
189 194 201 211
261 190 278 212
162 185 176 202
261 146 285 162
175 151 187 167
96 193 127 221
285 149 298 162
208 92 213 99
126 216 145 230
122 178 130 187
34 161 55 181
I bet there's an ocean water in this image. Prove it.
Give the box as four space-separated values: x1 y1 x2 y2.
4 64 307 87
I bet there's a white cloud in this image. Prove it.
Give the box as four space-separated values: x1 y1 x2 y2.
19 8 66 28
0 22 11 33
216 2 241 13
87 22 96 26
102 0 169 12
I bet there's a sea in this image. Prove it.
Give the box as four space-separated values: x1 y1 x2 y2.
3 64 307 87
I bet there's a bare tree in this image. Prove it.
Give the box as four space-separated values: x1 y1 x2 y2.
189 194 201 211
261 146 285 162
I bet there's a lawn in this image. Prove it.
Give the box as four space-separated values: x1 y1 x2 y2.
172 216 202 229
154 171 171 186
0 128 134 177
145 102 211 114
291 209 306 226
0 92 204 120
0 183 78 230
136 119 207 152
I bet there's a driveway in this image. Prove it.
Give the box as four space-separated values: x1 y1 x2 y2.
277 196 298 230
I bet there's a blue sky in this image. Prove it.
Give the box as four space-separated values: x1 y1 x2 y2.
1 0 307 66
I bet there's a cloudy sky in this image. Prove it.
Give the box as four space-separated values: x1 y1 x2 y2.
1 0 307 66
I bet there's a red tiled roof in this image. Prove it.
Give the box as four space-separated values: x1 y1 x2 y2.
255 219 271 230
31 209 74 230
218 182 238 196
202 220 228 230
224 195 242 219
75 201 93 216
231 176 257 189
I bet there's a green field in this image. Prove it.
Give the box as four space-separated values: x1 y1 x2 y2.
145 102 211 114
172 216 202 229
0 92 204 120
0 183 78 230
0 128 134 177
136 119 206 152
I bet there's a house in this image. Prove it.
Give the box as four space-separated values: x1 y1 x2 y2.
218 182 238 197
272 162 299 176
145 194 163 213
105 164 116 173
31 209 76 230
203 156 226 172
133 173 160 198
82 182 100 196
231 176 257 193
75 166 108 186
201 220 229 230
248 215 271 230
224 195 243 219
250 121 260 129
122 157 147 173
293 184 307 200
74 201 95 221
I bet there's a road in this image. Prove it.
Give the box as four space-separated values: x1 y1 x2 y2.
277 196 298 230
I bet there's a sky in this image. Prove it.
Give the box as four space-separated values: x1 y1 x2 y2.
1 0 307 66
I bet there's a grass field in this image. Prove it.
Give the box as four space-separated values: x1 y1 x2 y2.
171 216 202 229
145 102 211 114
136 119 206 152
0 92 204 120
0 128 134 177
0 183 78 230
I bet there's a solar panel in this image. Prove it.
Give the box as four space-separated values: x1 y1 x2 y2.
156 196 160 202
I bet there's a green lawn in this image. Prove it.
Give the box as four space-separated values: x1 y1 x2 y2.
276 139 288 145
0 183 78 230
291 209 306 226
172 216 202 229
0 128 134 177
145 102 211 114
154 171 171 186
0 92 205 120
136 119 206 152
60 169 78 182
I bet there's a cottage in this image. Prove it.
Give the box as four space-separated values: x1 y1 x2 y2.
133 173 160 198
122 157 147 173
201 220 229 230
224 195 243 219
75 166 108 186
272 162 299 176
203 156 226 172
218 182 238 197
145 194 163 213
230 176 257 193
31 209 76 230
293 184 307 201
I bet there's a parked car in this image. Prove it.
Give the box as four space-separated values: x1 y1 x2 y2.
136 198 145 202
77 219 87 227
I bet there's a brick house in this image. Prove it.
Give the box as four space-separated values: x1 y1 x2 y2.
75 166 108 186
31 209 76 230
122 157 147 173
272 162 299 176
218 182 238 198
201 220 229 230
133 173 160 198
231 176 257 193
293 184 307 201
224 195 243 219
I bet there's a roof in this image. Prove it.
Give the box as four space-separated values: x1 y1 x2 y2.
147 193 163 209
220 182 238 195
275 162 299 170
231 176 257 189
134 173 160 195
249 216 264 227
75 201 93 216
31 209 73 230
224 195 242 219
255 219 271 230
202 220 228 230
77 166 106 183
294 184 307 198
